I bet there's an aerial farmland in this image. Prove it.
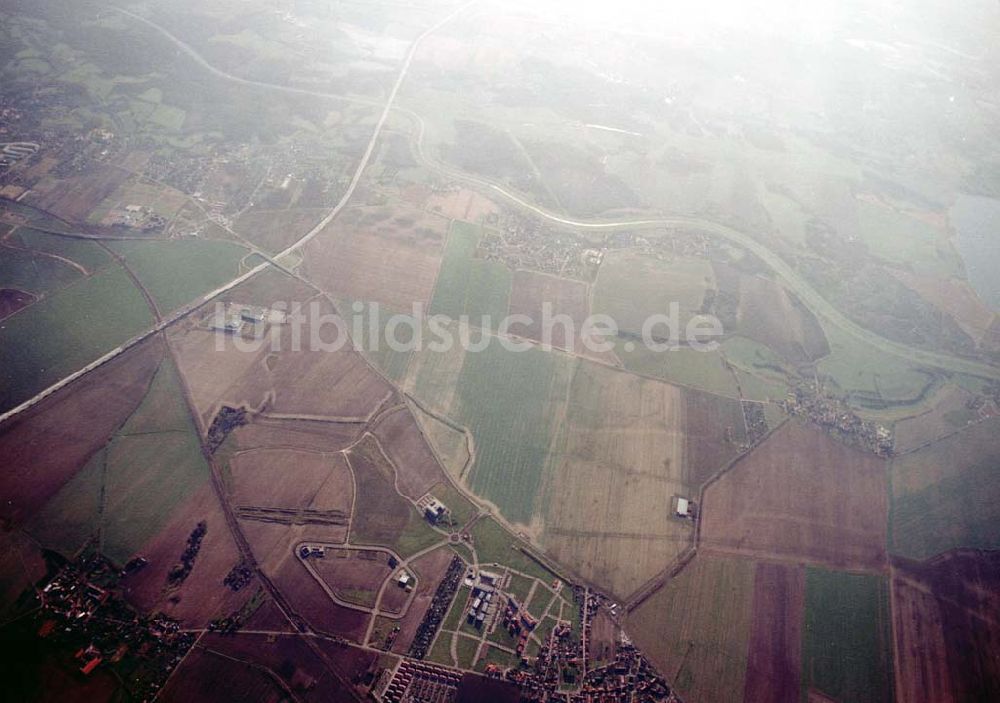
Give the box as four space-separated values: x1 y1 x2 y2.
1 1 1000 702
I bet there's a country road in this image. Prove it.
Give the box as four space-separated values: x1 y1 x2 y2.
0 3 475 426
399 112 1000 381
2 0 997 428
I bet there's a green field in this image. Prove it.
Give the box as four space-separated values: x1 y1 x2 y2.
474 644 518 673
345 297 413 383
454 344 573 523
801 568 894 703
17 229 113 273
26 358 210 565
26 448 106 556
593 250 714 336
487 618 519 649
0 245 86 295
455 633 480 669
100 358 210 564
347 436 442 558
818 322 938 408
411 403 470 480
427 632 455 666
890 417 1000 559
108 239 248 315
526 583 554 619
856 200 961 278
0 264 155 412
428 481 478 529
627 556 755 703
616 340 741 398
442 586 472 632
429 221 511 327
469 518 555 583
506 573 534 605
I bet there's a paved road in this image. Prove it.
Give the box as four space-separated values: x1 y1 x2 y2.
3 0 996 429
401 112 1000 381
0 3 474 426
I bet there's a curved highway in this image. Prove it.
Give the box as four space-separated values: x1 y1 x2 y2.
1 1 996 428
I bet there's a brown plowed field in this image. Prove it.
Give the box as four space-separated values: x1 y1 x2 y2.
0 288 35 320
241 521 367 640
311 549 392 609
157 645 286 703
235 209 325 253
0 530 47 619
683 387 747 486
266 317 394 418
891 550 1000 703
231 417 362 453
589 609 619 665
167 324 272 424
194 633 372 703
242 598 296 632
542 361 693 600
304 206 447 310
743 562 805 703
507 270 590 351
700 421 888 571
372 406 446 500
124 483 251 626
229 448 353 514
25 166 130 223
425 188 498 221
0 339 162 527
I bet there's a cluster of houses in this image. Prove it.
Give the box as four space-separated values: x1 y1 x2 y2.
456 568 502 630
500 594 538 659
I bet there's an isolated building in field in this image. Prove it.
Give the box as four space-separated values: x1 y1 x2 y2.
673 496 693 519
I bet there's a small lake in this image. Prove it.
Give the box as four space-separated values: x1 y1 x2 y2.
950 194 1000 311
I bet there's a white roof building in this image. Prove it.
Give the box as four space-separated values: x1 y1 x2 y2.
675 497 690 517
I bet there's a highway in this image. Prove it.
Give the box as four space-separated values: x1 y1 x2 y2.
399 111 1000 381
0 3 475 426
2 0 997 429
111 7 1000 382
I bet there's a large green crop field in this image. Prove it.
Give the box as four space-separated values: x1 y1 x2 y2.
25 357 210 565
469 517 554 583
801 568 894 703
0 264 154 412
108 239 248 315
616 340 741 398
0 247 83 295
429 221 511 327
16 229 113 274
454 343 573 524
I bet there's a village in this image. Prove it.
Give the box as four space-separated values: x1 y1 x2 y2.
783 381 895 456
23 552 197 702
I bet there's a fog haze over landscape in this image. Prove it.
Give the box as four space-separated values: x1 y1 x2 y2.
0 1 998 701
